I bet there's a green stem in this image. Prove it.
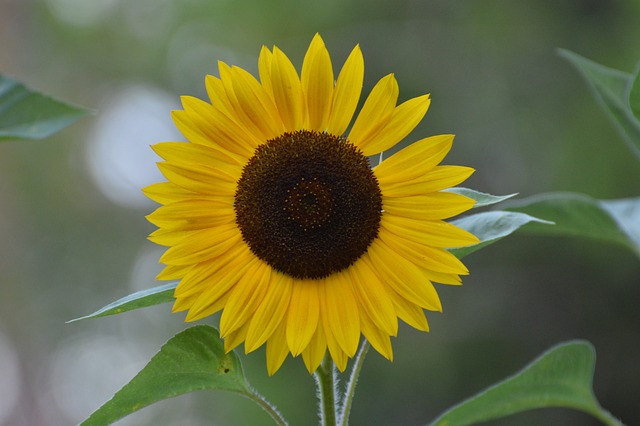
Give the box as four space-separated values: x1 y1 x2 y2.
338 340 370 426
245 387 289 426
314 352 338 426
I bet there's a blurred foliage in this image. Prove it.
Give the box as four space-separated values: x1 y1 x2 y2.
1 0 639 425
559 49 640 158
0 74 87 141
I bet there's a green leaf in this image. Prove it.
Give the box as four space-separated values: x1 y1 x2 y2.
449 211 553 259
558 49 640 159
80 325 251 426
506 192 640 257
0 74 88 141
429 341 623 426
444 188 517 208
68 282 177 322
630 63 640 121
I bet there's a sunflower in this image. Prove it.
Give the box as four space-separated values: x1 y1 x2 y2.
144 34 479 375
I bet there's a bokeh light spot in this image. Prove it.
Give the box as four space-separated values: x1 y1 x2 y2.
86 85 180 209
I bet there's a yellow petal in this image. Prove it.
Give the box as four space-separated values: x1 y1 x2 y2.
266 323 289 376
153 141 245 170
205 74 236 119
347 261 397 336
157 264 192 281
245 273 293 352
172 290 203 313
172 107 256 159
149 228 201 247
185 256 258 322
391 296 430 332
382 214 479 248
149 215 235 238
301 322 327 374
174 242 250 299
321 307 349 372
362 259 430 333
382 192 476 220
220 261 270 337
143 181 196 205
258 46 274 99
182 288 233 323
159 159 236 183
146 199 235 231
184 289 231 321
358 308 394 361
366 242 442 312
358 94 431 157
271 47 306 131
374 134 454 184
159 224 241 266
380 165 475 197
286 280 320 356
157 162 236 196
348 74 398 149
224 319 250 353
378 227 469 275
217 61 273 143
173 261 220 299
230 66 284 139
174 282 232 317
326 45 363 135
301 34 334 131
420 269 462 286
181 93 262 152
321 274 360 357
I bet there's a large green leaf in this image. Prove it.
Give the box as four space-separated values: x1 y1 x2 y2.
429 341 623 426
80 325 251 426
449 211 553 259
559 49 640 158
506 192 640 257
0 74 88 141
68 282 178 322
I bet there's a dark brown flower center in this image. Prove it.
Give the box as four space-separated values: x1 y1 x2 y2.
234 130 382 279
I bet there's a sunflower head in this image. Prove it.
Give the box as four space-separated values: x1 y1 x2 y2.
145 34 479 375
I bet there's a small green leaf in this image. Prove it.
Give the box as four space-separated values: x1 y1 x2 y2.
559 49 640 158
630 64 640 121
429 341 623 426
444 188 517 208
449 211 553 259
0 74 88 141
68 282 177 322
506 192 640 257
80 325 251 426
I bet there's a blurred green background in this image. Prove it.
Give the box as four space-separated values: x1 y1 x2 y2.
1 0 639 425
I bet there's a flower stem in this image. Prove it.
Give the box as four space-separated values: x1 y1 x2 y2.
245 387 289 426
314 352 338 426
338 340 370 426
